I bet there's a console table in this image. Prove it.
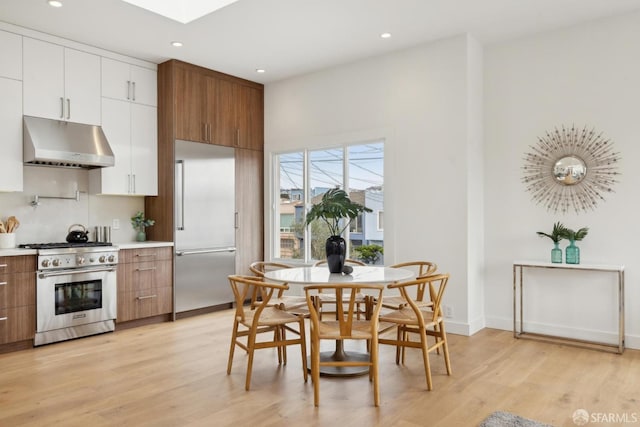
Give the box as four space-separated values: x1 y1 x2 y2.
513 260 625 354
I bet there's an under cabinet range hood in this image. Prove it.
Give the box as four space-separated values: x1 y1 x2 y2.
23 116 115 169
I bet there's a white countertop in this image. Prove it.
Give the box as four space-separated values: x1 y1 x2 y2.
114 241 174 250
0 241 173 257
0 248 38 256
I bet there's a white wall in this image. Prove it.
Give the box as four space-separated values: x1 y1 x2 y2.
0 167 143 244
484 11 640 348
265 34 485 335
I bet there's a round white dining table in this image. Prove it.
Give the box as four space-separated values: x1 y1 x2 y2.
264 265 414 377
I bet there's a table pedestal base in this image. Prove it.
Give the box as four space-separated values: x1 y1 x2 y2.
309 340 371 377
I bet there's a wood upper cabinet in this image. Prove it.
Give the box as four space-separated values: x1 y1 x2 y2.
175 65 207 143
0 256 36 345
235 84 264 151
172 61 264 150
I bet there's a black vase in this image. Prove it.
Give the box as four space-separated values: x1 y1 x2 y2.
325 235 346 273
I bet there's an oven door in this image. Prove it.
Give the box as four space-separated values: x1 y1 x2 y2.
37 266 117 333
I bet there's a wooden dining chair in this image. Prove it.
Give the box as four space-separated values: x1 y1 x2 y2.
249 261 308 314
227 275 308 390
313 259 367 319
304 283 385 406
378 273 452 391
380 261 438 310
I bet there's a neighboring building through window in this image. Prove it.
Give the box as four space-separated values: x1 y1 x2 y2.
274 142 384 264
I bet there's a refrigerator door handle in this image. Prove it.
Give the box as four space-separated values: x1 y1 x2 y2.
176 247 237 256
176 160 185 230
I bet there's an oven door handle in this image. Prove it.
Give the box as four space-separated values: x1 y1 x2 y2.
39 266 117 278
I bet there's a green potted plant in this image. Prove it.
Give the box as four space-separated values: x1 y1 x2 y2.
131 211 155 242
353 244 384 265
561 226 589 264
305 188 371 273
536 221 568 263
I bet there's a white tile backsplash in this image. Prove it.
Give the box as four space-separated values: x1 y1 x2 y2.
0 166 144 244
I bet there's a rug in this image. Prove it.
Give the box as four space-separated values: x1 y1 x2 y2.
479 411 554 427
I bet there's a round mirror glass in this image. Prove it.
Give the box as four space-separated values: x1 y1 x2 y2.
553 156 587 185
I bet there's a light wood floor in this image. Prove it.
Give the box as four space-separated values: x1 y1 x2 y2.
1 310 638 427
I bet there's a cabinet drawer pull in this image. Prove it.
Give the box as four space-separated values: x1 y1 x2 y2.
0 264 6 268
127 80 131 100
0 317 7 321
132 81 136 101
135 254 156 258
67 98 71 119
136 267 157 272
0 281 7 286
137 294 157 300
60 97 64 118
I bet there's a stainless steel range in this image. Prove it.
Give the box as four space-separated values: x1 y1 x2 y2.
20 242 119 346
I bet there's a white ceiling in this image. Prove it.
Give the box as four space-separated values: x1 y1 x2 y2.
2 0 640 84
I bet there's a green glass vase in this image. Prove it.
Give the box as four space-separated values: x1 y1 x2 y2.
565 240 580 264
551 242 562 263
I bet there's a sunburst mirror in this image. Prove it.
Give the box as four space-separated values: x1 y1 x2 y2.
522 125 621 215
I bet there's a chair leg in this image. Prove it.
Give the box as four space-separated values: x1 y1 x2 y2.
419 330 433 391
245 330 257 391
299 319 308 382
395 326 402 364
275 327 283 364
281 326 288 365
440 322 452 375
227 321 239 375
371 339 380 407
312 335 320 406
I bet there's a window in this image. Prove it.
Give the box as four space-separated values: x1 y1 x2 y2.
274 141 384 264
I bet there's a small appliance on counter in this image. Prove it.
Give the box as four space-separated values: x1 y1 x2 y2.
94 226 112 243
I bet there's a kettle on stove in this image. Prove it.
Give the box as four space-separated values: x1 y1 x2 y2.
66 224 89 243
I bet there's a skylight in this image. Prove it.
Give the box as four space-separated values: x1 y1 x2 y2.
121 0 240 24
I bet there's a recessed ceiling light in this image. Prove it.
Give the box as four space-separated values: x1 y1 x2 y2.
171 41 183 47
380 32 392 39
48 0 63 7
256 69 265 73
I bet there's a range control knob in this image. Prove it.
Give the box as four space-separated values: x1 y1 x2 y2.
77 256 85 265
107 255 116 263
41 259 50 268
52 259 60 267
99 255 106 263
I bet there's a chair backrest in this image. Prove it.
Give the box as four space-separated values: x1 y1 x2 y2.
313 259 366 267
249 261 293 277
387 273 450 323
390 261 437 279
304 283 384 337
228 275 290 322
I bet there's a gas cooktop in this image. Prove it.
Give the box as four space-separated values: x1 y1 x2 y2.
19 242 113 249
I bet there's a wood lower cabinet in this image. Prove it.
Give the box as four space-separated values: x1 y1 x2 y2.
0 256 36 345
117 247 173 323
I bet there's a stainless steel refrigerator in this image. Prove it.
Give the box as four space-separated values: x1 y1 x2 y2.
174 140 236 313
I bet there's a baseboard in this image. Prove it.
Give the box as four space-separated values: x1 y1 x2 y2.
484 314 640 350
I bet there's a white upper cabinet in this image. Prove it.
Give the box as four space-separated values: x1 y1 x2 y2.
0 78 23 192
102 58 157 107
23 38 101 125
0 30 22 80
89 98 157 196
